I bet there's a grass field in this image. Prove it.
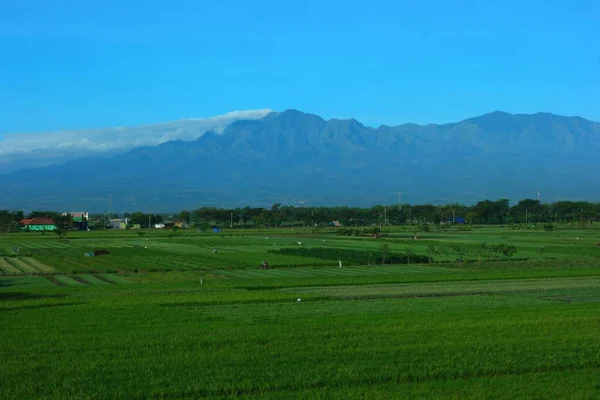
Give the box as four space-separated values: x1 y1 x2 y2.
1 225 599 399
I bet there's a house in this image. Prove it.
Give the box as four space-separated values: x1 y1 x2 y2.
19 218 57 231
109 219 128 229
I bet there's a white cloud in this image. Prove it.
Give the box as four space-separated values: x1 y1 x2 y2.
0 109 272 172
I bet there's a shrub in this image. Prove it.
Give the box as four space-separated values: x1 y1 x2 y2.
336 227 381 237
268 247 428 265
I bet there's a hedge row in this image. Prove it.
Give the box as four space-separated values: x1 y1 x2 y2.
268 247 430 265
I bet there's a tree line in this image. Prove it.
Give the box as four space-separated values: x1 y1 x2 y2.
2 198 599 231
177 199 600 227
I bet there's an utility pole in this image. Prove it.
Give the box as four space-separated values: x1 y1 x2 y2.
230 211 233 228
526 209 528 225
384 206 387 226
452 209 456 224
148 213 151 230
189 211 192 227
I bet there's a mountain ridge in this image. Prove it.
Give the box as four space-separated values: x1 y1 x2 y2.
1 109 599 211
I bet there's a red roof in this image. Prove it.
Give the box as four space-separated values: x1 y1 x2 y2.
19 218 56 226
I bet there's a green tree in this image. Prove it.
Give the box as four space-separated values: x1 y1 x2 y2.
452 244 467 262
380 243 391 264
198 223 211 233
54 214 72 239
0 211 11 240
179 210 191 225
406 248 415 264
426 245 436 263
510 199 543 223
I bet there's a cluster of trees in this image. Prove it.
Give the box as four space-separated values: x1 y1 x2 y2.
0 210 24 237
83 212 164 229
122 212 164 229
177 199 600 227
337 227 381 237
426 243 518 262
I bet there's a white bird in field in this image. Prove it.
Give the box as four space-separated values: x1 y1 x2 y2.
297 242 302 245
297 298 302 302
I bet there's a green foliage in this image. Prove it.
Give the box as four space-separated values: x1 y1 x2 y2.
269 247 429 265
337 227 381 237
380 243 391 264
198 223 211 233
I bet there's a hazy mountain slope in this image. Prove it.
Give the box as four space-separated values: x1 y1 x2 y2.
0 109 272 173
1 110 599 211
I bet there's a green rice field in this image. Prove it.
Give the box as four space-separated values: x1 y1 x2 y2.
1 225 599 398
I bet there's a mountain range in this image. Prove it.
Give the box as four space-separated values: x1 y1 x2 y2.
1 109 599 212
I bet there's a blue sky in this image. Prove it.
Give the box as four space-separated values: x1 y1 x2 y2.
1 0 599 133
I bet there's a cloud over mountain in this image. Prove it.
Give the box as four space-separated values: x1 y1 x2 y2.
0 109 272 172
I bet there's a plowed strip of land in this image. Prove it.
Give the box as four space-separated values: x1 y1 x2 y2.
0 258 23 275
22 258 56 273
92 274 115 284
79 274 112 285
6 258 38 274
70 275 90 285
54 276 85 286
44 275 65 286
